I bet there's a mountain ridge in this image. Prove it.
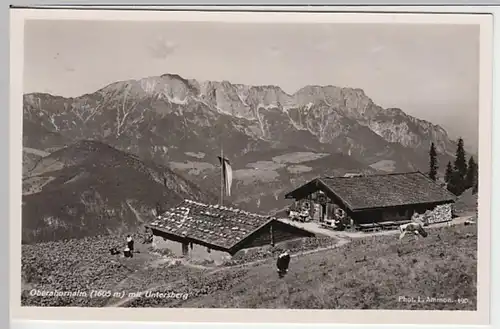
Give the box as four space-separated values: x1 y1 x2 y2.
90 74 453 140
22 140 218 244
25 73 458 150
23 72 461 214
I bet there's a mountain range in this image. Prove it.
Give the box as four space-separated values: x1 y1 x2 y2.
22 73 465 242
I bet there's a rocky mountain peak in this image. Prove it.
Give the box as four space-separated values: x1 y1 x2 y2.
23 71 460 168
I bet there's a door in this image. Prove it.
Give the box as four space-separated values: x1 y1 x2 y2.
321 204 326 222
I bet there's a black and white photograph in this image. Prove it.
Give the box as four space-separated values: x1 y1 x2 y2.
10 7 493 325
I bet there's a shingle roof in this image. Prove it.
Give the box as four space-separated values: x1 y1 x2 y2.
320 172 457 211
147 200 273 251
285 172 457 211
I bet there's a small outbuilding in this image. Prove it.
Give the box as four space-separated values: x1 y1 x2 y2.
146 199 315 264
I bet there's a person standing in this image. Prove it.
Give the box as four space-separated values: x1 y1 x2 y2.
276 250 291 278
126 235 134 252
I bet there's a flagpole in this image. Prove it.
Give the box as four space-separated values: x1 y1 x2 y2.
220 143 224 206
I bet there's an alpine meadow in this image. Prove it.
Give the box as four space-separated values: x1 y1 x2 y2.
17 15 484 317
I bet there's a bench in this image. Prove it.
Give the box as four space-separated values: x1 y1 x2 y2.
378 220 411 230
357 223 382 232
357 220 410 232
360 227 380 232
378 221 395 226
320 223 336 231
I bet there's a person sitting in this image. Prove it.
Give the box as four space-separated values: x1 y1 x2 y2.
123 247 133 258
109 247 120 255
126 235 134 252
143 231 153 244
399 222 428 240
276 250 291 278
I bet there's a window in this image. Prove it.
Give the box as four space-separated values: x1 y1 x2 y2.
398 209 407 217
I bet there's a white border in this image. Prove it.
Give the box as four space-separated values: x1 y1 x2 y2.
9 6 494 326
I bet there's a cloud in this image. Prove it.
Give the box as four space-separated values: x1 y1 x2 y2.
147 36 177 59
370 45 385 53
268 46 281 57
315 41 335 51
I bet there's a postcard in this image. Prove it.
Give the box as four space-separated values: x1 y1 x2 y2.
9 7 493 325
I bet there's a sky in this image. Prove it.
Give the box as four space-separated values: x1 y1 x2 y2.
23 19 480 151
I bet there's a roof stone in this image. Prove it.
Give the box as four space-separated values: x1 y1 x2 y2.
148 200 274 249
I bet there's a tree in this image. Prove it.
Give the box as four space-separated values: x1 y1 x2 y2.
448 137 468 196
444 161 453 184
447 170 467 196
465 156 478 193
454 137 468 182
428 142 438 181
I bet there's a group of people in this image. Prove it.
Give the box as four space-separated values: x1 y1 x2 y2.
109 235 135 258
288 202 312 222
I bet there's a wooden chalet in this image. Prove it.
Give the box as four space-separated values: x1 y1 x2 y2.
284 172 457 231
146 199 315 262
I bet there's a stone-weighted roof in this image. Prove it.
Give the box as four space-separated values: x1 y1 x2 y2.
147 200 274 251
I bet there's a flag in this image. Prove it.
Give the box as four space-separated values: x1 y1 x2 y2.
217 156 233 196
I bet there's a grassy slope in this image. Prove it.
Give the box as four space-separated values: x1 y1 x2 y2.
127 223 477 310
21 233 204 307
21 222 477 310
